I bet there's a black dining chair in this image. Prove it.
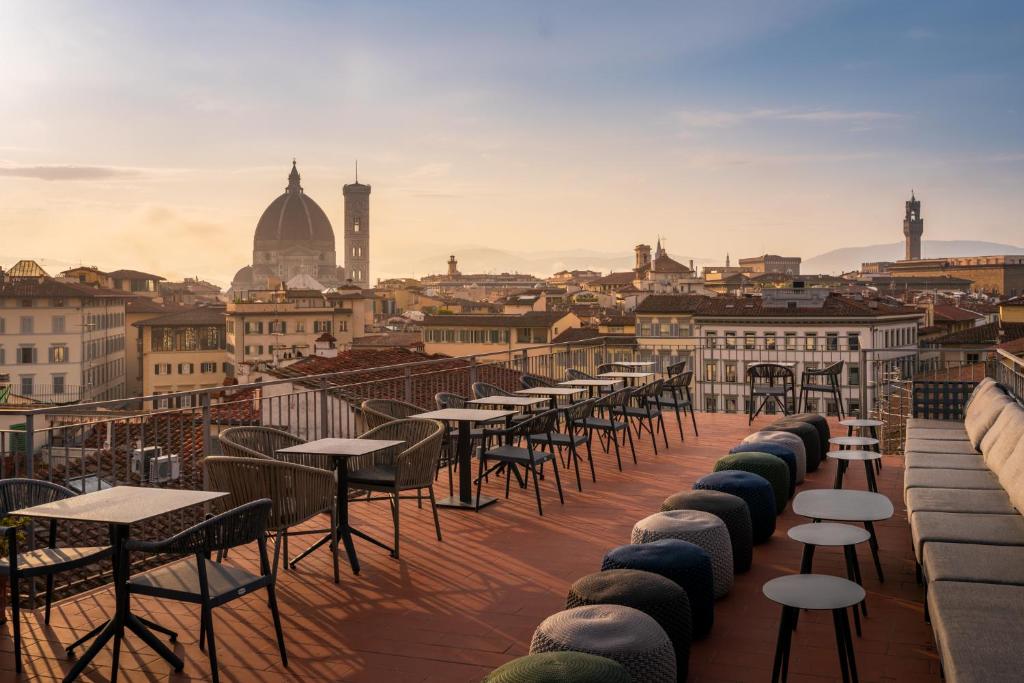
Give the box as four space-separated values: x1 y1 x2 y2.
528 397 599 490
0 479 112 673
124 499 285 683
746 363 796 424
521 373 555 389
800 361 846 418
580 388 637 470
616 379 668 453
476 410 564 515
652 370 698 439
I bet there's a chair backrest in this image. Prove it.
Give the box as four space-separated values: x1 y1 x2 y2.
435 392 467 410
361 398 424 429
565 368 595 381
822 360 844 376
359 418 445 488
666 360 687 377
665 370 694 390
747 363 792 382
564 397 597 426
595 387 633 411
126 498 272 556
218 426 302 460
636 378 665 399
511 409 559 439
0 479 75 517
471 382 511 399
521 374 554 389
596 363 616 374
203 456 334 528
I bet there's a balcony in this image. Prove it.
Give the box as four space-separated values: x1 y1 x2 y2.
0 412 937 682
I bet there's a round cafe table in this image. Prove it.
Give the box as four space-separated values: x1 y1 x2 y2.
828 450 882 493
841 418 884 472
788 522 871 635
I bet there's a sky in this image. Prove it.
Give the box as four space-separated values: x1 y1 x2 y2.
1 1 1022 286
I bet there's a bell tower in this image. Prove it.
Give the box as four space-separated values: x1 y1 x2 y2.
903 191 923 261
343 163 371 287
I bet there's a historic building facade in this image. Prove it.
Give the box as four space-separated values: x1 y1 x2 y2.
231 162 370 293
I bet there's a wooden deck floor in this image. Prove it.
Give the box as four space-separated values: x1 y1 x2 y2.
2 413 938 682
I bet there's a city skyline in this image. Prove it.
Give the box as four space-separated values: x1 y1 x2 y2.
2 1 1023 285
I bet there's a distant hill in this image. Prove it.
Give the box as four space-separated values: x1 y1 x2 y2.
802 240 1024 275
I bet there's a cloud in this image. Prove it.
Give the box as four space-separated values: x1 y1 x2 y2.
0 165 140 181
676 108 905 130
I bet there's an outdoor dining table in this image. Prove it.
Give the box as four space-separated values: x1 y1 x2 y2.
597 371 655 386
412 408 516 510
611 361 656 368
559 378 622 397
12 486 227 683
515 386 587 409
279 438 403 578
792 489 894 582
467 395 550 410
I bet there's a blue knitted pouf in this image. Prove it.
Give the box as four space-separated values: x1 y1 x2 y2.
694 471 777 543
730 442 797 498
602 539 715 640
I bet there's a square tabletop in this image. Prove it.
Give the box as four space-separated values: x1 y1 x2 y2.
413 408 516 422
748 361 798 368
612 361 656 367
598 371 655 379
467 395 550 407
278 438 404 458
515 387 586 397
11 486 227 526
559 379 622 387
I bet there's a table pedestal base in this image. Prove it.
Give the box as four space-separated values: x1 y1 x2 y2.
436 494 497 510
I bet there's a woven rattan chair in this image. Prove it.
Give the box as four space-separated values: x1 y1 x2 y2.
666 360 687 377
471 382 512 399
361 398 425 430
0 479 112 673
125 500 285 683
350 418 446 558
217 425 303 460
521 374 554 389
566 368 595 381
655 370 699 439
800 361 845 418
203 457 337 580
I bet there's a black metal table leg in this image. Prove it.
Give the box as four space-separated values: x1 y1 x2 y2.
438 418 497 509
864 460 879 493
832 609 852 683
863 520 884 582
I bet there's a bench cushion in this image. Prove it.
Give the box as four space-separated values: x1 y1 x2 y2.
904 452 988 470
906 487 1016 516
923 543 1024 585
981 403 1024 475
998 439 1024 512
905 427 970 441
904 468 1001 493
965 391 1013 449
928 581 1024 683
903 438 978 455
911 512 1024 560
906 417 964 430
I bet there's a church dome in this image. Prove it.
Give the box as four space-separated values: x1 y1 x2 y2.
254 161 335 244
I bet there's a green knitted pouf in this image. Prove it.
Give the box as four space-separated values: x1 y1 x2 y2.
484 651 632 682
714 452 790 514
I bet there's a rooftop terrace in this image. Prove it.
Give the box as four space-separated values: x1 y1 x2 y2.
2 413 935 682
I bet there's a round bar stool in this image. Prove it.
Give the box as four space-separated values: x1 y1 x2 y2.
787 523 871 636
792 490 893 582
764 574 864 683
661 489 753 574
483 652 632 682
530 605 676 683
567 569 692 682
841 418 884 472
632 510 734 599
828 450 882 493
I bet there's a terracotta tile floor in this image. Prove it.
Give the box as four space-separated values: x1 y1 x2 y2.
2 413 938 682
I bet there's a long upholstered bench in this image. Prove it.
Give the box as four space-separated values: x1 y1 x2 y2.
901 377 1024 682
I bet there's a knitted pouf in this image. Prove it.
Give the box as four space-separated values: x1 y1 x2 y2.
484 651 632 683
729 442 797 498
661 490 753 574
602 539 715 639
716 452 791 512
694 471 776 544
787 413 831 456
567 569 692 682
742 430 807 483
631 510 733 599
530 605 676 683
760 421 822 472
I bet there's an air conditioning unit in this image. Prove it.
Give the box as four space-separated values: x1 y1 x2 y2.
131 447 181 483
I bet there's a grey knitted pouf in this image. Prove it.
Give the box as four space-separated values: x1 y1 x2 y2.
744 430 807 483
567 569 691 681
483 651 632 682
632 509 734 599
530 604 676 683
661 489 753 573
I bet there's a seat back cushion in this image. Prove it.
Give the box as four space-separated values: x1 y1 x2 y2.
965 377 997 412
998 438 1024 513
965 392 1014 449
982 403 1024 475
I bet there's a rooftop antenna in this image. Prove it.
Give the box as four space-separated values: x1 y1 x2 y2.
355 160 358 183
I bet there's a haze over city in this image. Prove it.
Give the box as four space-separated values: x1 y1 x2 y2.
2 0 1023 285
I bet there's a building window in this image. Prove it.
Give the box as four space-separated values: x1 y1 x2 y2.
52 375 65 395
826 332 839 351
313 320 331 334
154 363 172 375
725 396 737 413
805 333 817 351
848 399 861 417
705 331 717 348
743 332 756 350
52 316 66 333
704 361 717 381
724 332 736 348
48 345 68 363
784 332 796 350
704 395 717 413
20 316 33 334
200 362 217 373
296 321 306 333
244 321 264 334
20 376 33 396
269 320 286 334
765 332 777 350
19 299 32 308
178 363 194 375
724 362 737 383
847 333 860 351
353 219 360 233
17 346 36 364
